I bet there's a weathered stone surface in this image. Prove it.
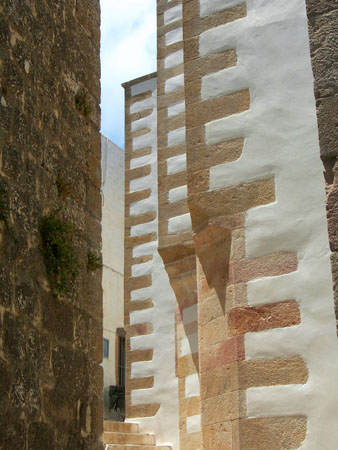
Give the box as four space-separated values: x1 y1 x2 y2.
203 421 232 450
0 411 26 450
316 95 338 160
0 357 10 401
28 422 55 450
238 357 308 389
331 251 338 321
3 311 26 361
309 13 338 100
327 185 338 250
0 0 103 448
306 0 338 332
0 265 12 307
239 416 307 450
306 0 336 15
229 301 301 335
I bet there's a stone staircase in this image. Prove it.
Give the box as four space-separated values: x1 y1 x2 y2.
103 421 172 450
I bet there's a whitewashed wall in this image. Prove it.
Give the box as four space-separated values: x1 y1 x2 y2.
101 135 125 419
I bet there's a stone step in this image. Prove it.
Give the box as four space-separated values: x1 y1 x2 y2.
105 446 171 450
104 421 139 434
103 432 156 445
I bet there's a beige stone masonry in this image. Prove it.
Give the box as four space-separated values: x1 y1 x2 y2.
126 213 157 229
126 91 153 107
103 421 171 450
126 189 152 206
129 377 155 391
181 0 310 447
158 239 201 449
183 1 247 39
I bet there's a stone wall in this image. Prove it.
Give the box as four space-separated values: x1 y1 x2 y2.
156 2 202 449
0 1 103 449
305 0 338 332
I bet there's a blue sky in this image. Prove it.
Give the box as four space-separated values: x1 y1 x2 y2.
100 0 157 148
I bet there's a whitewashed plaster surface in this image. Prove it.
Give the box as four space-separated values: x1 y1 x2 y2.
126 77 179 450
131 261 153 278
130 174 153 193
133 241 158 257
130 197 156 217
185 373 200 398
101 136 125 418
199 0 338 448
164 3 182 25
130 153 152 170
168 126 186 147
168 100 185 118
165 27 183 46
128 87 158 239
102 136 124 273
164 50 184 69
130 95 156 114
165 73 185 94
180 332 198 357
182 304 198 325
131 110 156 133
168 213 192 234
200 0 244 17
169 185 187 203
131 78 156 96
130 219 158 238
167 154 187 174
186 415 201 434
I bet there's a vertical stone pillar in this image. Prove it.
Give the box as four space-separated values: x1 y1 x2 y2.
157 1 202 449
0 1 103 448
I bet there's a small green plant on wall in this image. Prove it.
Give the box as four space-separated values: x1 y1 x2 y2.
83 104 91 117
56 172 72 198
75 89 91 117
87 251 102 271
0 182 10 230
40 213 79 295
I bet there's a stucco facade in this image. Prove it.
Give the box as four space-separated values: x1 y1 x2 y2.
122 1 338 449
101 136 125 420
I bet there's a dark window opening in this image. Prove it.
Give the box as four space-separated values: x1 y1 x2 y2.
117 328 126 386
103 338 109 359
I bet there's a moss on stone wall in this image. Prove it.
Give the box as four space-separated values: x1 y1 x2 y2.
40 213 79 295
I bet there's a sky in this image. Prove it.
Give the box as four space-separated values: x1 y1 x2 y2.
100 0 157 148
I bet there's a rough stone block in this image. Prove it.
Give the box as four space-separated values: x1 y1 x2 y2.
327 186 338 250
316 95 338 159
229 300 301 335
28 422 55 450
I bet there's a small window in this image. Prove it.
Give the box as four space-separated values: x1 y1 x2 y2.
103 338 109 359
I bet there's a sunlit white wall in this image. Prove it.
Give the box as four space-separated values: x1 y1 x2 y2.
101 135 125 419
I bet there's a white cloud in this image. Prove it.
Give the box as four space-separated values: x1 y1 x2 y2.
100 0 156 148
